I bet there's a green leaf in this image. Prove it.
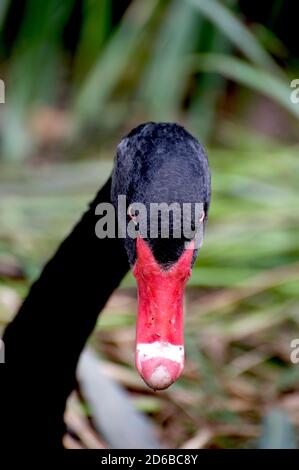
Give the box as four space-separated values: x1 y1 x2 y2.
73 0 159 130
0 0 9 30
185 0 281 74
139 0 200 120
194 54 299 120
188 19 231 142
73 0 112 83
2 0 76 161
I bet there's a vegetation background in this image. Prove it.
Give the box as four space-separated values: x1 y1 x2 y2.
0 0 299 449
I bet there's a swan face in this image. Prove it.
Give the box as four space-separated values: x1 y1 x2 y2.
111 122 211 390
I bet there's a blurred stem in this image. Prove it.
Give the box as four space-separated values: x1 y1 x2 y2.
1 0 76 161
188 21 231 143
73 0 112 84
0 0 9 30
185 0 283 76
73 0 160 132
138 0 200 121
268 0 284 29
193 54 299 121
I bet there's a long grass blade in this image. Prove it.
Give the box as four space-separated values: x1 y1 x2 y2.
0 0 9 30
188 20 231 142
73 0 111 83
73 0 159 130
194 54 299 120
2 0 76 160
139 0 200 120
185 0 281 74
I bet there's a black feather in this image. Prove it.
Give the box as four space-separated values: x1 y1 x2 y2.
111 122 211 267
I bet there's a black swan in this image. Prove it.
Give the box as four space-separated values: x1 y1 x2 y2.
1 122 211 448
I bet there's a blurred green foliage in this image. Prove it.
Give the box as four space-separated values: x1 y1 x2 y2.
0 0 298 160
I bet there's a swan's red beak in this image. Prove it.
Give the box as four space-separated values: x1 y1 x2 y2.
133 237 194 390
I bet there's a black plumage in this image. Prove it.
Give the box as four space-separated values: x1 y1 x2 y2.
112 122 211 267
